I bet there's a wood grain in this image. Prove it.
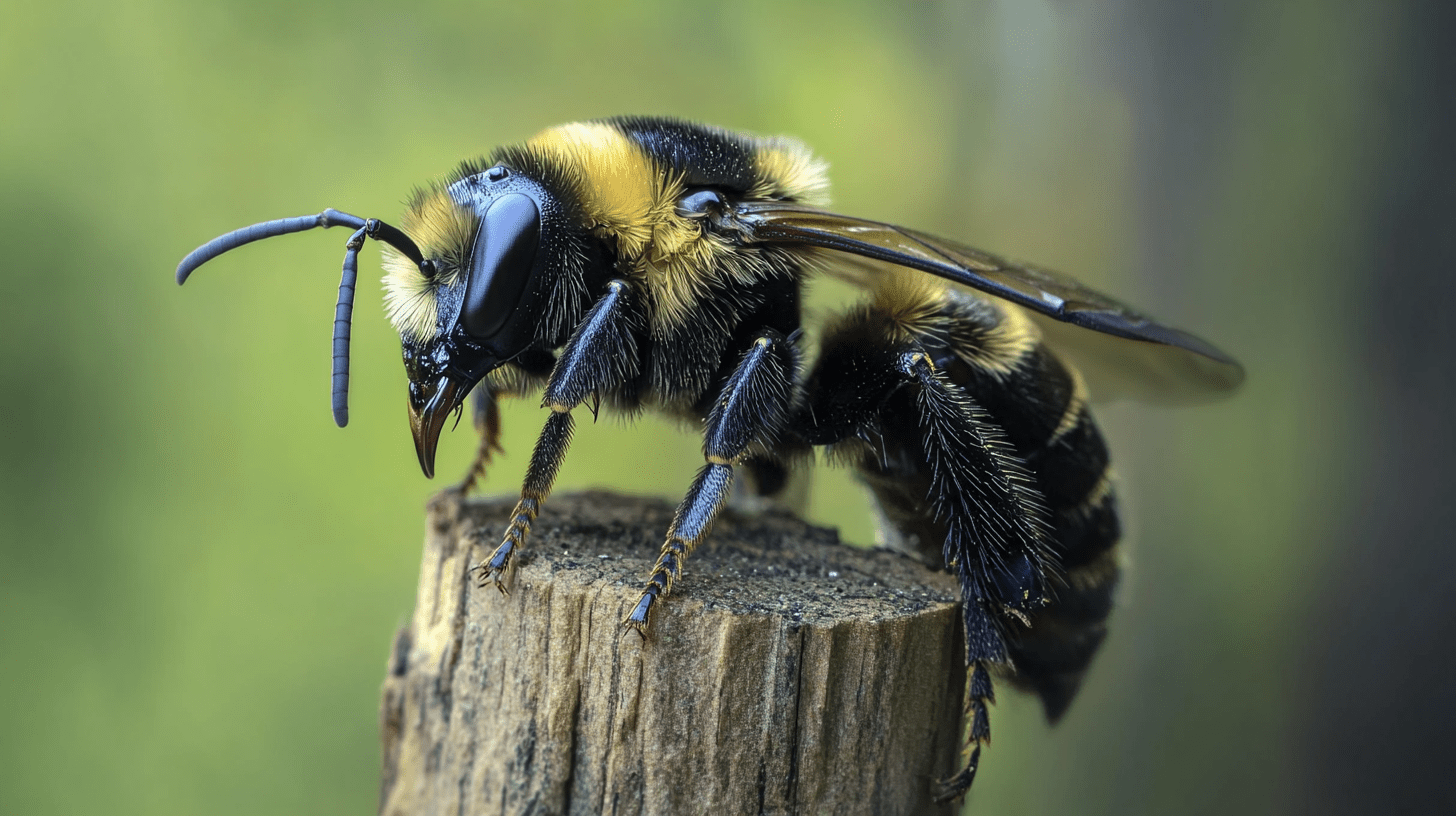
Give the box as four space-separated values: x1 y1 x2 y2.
379 491 966 816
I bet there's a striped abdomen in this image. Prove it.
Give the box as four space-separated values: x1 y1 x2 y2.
802 284 1120 721
943 306 1121 721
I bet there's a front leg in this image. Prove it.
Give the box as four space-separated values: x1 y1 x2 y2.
479 280 641 591
624 329 799 633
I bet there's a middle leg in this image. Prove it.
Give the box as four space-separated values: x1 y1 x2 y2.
623 329 799 633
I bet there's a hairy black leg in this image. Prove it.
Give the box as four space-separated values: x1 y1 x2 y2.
897 351 1053 603
479 281 640 591
935 662 995 803
896 350 1053 801
624 330 797 633
622 462 732 633
796 321 1054 801
479 409 573 592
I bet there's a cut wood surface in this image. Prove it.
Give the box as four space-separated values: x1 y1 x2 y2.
379 491 967 816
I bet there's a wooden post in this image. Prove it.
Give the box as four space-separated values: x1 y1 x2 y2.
379 491 967 816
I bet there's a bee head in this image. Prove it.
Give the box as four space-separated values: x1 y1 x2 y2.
384 164 576 478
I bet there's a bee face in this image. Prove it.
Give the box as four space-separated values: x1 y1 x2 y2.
393 167 566 476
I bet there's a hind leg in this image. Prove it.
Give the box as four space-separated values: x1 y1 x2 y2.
793 304 1054 801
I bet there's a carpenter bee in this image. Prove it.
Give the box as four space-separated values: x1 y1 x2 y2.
176 117 1242 801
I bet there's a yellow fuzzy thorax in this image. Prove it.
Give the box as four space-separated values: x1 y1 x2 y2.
380 120 832 340
524 121 830 330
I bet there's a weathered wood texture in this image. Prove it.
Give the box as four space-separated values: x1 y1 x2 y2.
379 491 966 816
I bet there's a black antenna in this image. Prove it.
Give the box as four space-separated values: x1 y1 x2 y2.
334 226 366 428
175 208 432 428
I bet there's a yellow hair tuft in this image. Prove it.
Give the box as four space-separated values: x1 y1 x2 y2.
870 266 1042 377
525 122 671 259
751 135 831 205
381 184 478 342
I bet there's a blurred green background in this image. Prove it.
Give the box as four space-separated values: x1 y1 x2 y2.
3 1 1451 814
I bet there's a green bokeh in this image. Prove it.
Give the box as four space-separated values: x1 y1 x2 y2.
0 1 1405 814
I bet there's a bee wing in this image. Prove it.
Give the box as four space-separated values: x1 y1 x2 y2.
725 201 1244 403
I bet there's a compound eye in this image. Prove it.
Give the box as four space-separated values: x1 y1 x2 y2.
461 193 540 339
675 188 726 219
